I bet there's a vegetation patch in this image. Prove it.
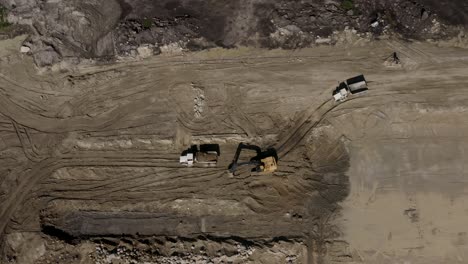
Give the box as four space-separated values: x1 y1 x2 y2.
142 18 153 29
341 0 354 11
0 5 11 29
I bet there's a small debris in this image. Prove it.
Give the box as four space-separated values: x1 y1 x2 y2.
192 84 205 118
136 45 153 58
20 46 31 53
315 37 332 44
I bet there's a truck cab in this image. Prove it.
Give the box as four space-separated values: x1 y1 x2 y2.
179 152 194 166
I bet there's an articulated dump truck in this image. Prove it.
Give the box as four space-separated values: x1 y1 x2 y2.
179 144 220 167
333 74 368 102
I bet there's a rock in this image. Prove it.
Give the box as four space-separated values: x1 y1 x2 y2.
186 37 215 51
32 48 60 67
136 45 153 58
421 9 429 20
20 45 30 53
4 232 46 264
160 42 184 54
315 37 332 44
347 10 354 16
95 31 115 57
284 24 302 33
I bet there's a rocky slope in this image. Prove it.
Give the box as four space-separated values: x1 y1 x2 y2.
0 0 467 66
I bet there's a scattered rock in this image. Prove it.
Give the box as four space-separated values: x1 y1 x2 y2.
192 84 205 118
32 45 61 67
136 45 153 59
19 45 30 53
4 232 46 264
2 0 467 65
421 9 429 20
315 37 332 44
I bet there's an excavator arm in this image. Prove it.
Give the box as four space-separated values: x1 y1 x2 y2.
229 143 277 174
229 143 262 173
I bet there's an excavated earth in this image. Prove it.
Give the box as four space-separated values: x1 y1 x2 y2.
0 37 467 263
0 1 468 264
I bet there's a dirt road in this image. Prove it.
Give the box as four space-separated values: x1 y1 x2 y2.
1 35 468 263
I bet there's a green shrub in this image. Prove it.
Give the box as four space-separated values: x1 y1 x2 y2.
142 18 152 29
341 0 354 11
0 5 11 29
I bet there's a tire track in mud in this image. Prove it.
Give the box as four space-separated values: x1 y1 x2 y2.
386 40 437 65
0 56 311 135
275 97 333 158
224 84 259 137
168 82 220 134
2 50 468 261
273 82 450 159
0 93 143 133
0 53 360 134
168 81 258 137
0 74 175 133
0 73 457 238
39 168 226 201
0 152 182 236
1 50 463 133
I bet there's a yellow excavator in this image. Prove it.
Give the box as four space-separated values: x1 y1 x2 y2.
228 143 278 175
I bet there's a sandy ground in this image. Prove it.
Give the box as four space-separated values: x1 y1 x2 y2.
0 34 468 263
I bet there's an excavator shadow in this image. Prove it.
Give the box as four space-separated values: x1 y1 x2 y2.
228 143 278 175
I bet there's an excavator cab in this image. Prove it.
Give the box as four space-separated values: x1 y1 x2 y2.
229 143 278 175
258 156 277 173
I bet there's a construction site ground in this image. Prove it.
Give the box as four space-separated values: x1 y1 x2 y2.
1 35 468 263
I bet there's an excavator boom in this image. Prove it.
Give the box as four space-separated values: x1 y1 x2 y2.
229 143 277 174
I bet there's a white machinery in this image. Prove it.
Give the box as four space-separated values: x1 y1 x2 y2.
179 153 194 166
333 84 349 102
180 144 220 167
333 74 368 102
